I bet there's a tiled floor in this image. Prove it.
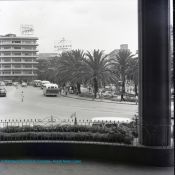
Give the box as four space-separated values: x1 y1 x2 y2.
0 160 174 175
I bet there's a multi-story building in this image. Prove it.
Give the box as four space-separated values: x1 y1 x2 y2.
0 34 38 82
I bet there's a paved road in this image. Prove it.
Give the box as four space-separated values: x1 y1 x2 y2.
0 86 137 120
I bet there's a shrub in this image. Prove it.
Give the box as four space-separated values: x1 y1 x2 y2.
0 131 133 144
0 122 135 145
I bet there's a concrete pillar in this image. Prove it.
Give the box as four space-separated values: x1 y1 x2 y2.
138 0 171 146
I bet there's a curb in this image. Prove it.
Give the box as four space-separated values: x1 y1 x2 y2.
61 94 136 105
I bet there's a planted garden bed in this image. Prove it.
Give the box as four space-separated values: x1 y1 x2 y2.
0 124 136 144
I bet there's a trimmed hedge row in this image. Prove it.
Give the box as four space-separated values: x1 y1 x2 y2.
0 132 132 144
0 124 134 135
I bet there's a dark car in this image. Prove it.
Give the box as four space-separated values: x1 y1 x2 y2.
0 87 7 97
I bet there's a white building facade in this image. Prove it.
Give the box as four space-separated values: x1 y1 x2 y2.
0 34 38 82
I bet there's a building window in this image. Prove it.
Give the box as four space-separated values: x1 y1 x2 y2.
4 52 11 56
12 40 21 43
23 59 32 62
13 64 21 68
13 52 21 56
22 40 34 44
23 70 32 74
3 71 11 74
2 64 11 68
3 58 11 62
3 46 11 49
13 58 21 62
22 46 32 50
1 40 10 44
23 64 32 68
13 71 21 74
14 46 21 49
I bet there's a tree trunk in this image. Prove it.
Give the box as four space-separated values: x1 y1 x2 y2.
134 84 138 96
93 78 98 98
121 80 125 101
77 82 81 94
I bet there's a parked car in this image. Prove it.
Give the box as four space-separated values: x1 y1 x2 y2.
13 82 19 86
33 80 42 87
0 81 5 86
3 80 12 86
91 117 132 128
0 87 7 97
21 82 27 87
41 81 50 89
101 91 114 97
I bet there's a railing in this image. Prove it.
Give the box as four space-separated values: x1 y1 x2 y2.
0 73 37 76
0 116 173 147
0 61 38 64
0 42 38 46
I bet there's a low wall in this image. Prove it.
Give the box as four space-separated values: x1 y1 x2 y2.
0 141 174 167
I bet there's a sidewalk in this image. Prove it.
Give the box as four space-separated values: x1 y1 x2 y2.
61 94 137 105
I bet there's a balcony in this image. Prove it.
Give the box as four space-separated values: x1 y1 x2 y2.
0 73 37 76
0 49 39 52
0 61 11 63
0 42 38 46
0 60 38 64
0 67 12 70
0 55 38 58
11 67 38 70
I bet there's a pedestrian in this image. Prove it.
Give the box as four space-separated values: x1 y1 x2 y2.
65 87 68 95
21 91 24 102
88 87 91 93
58 87 62 95
135 94 138 105
99 90 103 99
15 84 18 89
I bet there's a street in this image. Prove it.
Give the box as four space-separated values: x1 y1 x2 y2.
0 86 137 121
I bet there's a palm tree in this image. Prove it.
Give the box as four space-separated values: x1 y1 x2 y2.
111 49 134 101
37 59 50 80
57 50 85 93
84 49 112 98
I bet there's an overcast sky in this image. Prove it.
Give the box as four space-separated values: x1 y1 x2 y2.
0 0 138 54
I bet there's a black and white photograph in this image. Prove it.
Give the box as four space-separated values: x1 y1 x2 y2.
0 0 174 174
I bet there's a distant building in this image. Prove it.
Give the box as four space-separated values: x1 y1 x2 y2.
0 34 38 82
54 37 72 54
120 44 129 50
38 53 58 60
108 44 130 59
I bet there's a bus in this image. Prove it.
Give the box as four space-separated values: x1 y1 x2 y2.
43 84 59 96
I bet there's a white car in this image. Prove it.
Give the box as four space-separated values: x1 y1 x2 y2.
21 82 27 87
13 82 19 86
101 91 114 97
41 81 50 89
0 81 5 86
91 117 132 128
